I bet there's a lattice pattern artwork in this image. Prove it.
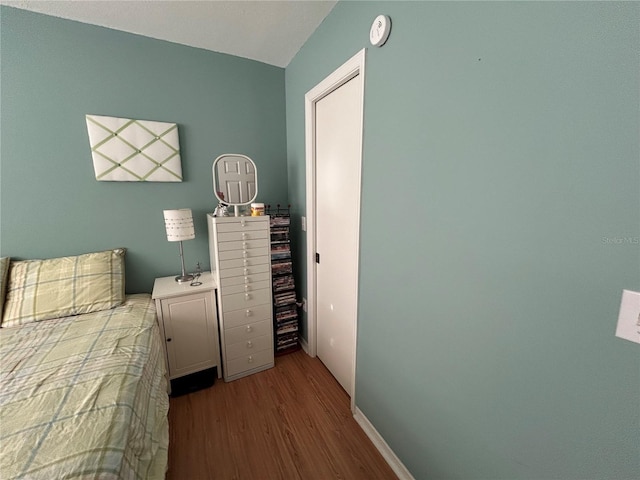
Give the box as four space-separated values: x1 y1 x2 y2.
86 114 183 182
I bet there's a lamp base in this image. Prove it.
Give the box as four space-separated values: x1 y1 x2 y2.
175 274 195 283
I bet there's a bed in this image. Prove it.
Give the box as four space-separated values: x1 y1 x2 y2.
0 249 169 479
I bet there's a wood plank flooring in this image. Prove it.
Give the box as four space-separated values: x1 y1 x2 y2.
167 349 398 480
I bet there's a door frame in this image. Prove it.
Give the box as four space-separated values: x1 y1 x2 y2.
304 49 365 412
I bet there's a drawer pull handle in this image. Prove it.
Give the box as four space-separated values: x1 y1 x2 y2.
246 341 253 348
248 355 254 363
166 338 172 342
245 309 252 317
246 325 253 332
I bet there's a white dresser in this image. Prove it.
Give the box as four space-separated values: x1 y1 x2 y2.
207 214 274 381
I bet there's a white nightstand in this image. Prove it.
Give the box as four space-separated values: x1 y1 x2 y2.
152 272 222 381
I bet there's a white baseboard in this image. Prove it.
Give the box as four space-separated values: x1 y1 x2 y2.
353 407 415 480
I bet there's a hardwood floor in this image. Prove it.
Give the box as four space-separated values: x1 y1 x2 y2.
167 349 398 480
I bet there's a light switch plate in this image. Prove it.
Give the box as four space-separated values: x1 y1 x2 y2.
616 289 640 344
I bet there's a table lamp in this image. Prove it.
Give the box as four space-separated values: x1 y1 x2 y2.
163 208 195 283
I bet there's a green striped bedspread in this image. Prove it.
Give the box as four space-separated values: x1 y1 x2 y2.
0 294 169 479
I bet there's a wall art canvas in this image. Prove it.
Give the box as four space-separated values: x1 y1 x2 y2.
86 114 183 182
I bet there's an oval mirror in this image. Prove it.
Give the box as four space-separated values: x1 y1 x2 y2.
212 154 258 216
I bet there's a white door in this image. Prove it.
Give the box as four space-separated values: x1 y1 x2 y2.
313 67 363 397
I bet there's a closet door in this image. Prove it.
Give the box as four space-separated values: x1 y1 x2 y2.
315 74 362 397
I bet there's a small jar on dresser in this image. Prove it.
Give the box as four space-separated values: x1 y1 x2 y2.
207 214 274 381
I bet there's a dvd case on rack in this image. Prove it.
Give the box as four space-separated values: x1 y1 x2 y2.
269 206 299 353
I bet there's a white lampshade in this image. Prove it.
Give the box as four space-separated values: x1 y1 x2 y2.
163 209 195 242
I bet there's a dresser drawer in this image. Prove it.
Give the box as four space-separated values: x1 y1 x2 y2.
225 348 273 379
221 280 271 295
225 333 272 360
225 318 271 341
219 259 270 276
215 219 269 233
223 304 272 329
220 271 270 288
217 231 269 243
221 288 271 312
217 238 269 252
218 247 268 262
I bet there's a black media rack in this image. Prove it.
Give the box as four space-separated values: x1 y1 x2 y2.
266 204 300 355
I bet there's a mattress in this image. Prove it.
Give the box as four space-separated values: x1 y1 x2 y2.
0 294 169 479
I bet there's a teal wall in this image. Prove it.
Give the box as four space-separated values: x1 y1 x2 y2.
2 3 638 478
286 1 639 479
0 7 287 293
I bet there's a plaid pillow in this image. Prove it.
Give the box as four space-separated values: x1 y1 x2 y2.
0 257 10 318
1 249 126 328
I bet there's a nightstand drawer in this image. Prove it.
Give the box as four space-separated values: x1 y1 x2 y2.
225 348 273 378
217 238 269 251
223 304 272 329
221 280 270 295
221 288 271 312
225 333 272 360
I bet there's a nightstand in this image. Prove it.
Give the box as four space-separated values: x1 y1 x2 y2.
152 272 222 382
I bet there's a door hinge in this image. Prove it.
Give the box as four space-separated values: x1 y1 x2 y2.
316 253 320 264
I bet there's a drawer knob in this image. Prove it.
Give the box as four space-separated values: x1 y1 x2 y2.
245 309 252 317
246 325 253 332
243 268 249 274
245 293 251 300
248 356 254 363
244 285 250 292
246 341 253 348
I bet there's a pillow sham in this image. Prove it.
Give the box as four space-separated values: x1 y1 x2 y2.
1 248 125 328
0 257 10 318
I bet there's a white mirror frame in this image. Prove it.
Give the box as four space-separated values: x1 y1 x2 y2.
212 154 258 216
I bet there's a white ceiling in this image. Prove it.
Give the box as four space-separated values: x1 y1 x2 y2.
1 0 337 67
